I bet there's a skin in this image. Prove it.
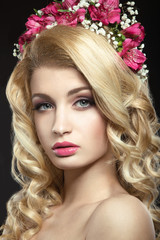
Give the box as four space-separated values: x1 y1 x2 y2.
30 66 155 240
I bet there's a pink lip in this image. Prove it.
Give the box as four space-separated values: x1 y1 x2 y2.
52 141 79 157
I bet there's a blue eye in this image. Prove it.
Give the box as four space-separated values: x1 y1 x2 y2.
75 98 95 108
33 102 53 111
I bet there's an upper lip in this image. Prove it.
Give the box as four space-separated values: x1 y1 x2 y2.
52 141 79 150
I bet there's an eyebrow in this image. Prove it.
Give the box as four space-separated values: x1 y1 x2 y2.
31 86 92 100
67 86 91 96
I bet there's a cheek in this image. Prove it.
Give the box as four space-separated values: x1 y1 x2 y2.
80 111 107 142
93 119 106 138
34 115 52 145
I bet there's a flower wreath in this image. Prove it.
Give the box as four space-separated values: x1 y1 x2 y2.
13 0 149 82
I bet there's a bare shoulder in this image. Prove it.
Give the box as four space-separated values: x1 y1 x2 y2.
86 194 155 240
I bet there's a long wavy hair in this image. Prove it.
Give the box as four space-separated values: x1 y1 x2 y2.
1 25 160 239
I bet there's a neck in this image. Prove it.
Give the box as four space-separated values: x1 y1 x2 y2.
62 157 122 208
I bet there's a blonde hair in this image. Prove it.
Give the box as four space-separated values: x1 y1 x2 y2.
1 25 160 239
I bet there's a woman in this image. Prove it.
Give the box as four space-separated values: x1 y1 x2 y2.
1 0 160 239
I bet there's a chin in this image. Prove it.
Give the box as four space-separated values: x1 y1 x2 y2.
50 157 95 171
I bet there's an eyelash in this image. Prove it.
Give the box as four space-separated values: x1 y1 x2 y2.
74 98 95 109
32 102 53 111
32 98 95 112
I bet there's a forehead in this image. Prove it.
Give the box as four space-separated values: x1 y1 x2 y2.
30 66 90 94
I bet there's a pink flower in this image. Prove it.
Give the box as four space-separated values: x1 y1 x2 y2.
122 23 145 47
88 0 120 25
42 2 62 15
26 15 43 30
26 15 56 30
107 8 121 23
118 38 146 71
18 29 37 52
88 5 109 25
99 0 119 9
119 38 137 56
19 14 56 53
56 8 86 26
77 8 86 22
62 0 79 9
120 48 146 71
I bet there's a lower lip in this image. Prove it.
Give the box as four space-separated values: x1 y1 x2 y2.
53 147 79 157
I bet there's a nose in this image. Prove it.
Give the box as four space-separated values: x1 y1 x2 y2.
52 106 72 136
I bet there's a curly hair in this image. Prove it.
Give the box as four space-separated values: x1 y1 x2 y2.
1 25 160 239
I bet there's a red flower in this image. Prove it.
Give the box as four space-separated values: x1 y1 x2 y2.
107 8 121 23
26 15 56 30
119 38 137 55
18 29 38 52
88 5 109 25
62 0 79 9
99 0 119 8
88 0 120 25
18 14 56 52
42 2 62 15
56 8 86 26
119 38 146 71
122 23 145 47
122 48 146 71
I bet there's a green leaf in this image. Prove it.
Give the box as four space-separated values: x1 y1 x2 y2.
33 8 41 17
121 34 126 41
118 41 123 47
117 47 123 52
58 9 70 12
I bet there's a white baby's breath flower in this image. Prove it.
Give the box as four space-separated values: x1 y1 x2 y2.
98 22 103 27
137 64 149 82
79 0 90 8
126 18 131 24
113 41 118 48
124 23 130 28
14 43 19 48
46 25 53 29
68 7 73 12
122 14 127 21
107 34 111 39
95 3 100 7
135 10 138 15
73 5 79 11
37 10 43 16
46 22 57 29
90 23 98 31
81 19 91 29
127 7 132 11
130 1 135 6
139 43 145 49
13 50 17 57
96 28 106 36
85 25 90 29
130 10 135 15
82 19 91 25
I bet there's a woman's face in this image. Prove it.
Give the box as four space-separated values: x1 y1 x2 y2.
31 67 111 170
